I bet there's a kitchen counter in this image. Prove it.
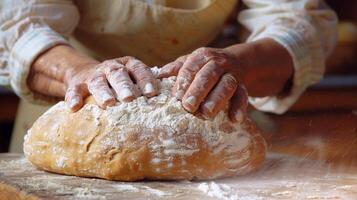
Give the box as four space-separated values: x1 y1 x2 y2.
1 153 356 200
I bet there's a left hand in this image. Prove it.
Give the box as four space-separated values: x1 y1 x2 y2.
159 47 248 122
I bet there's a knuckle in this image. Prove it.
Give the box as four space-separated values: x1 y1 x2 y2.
196 68 218 81
115 56 135 65
170 61 182 68
177 55 187 62
126 57 142 67
115 67 127 74
123 56 135 60
135 69 154 80
195 47 211 55
98 60 117 69
128 62 148 74
211 56 228 66
139 76 153 84
102 59 114 65
102 61 124 71
164 63 178 72
108 68 126 81
222 74 238 91
181 66 196 76
88 74 105 85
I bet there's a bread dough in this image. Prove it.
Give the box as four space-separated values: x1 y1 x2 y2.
24 77 266 181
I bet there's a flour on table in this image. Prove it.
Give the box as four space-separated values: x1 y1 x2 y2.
197 182 239 200
112 184 170 197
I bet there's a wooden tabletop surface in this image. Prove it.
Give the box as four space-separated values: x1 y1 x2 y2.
1 153 357 200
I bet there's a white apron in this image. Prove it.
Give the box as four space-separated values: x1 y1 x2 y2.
10 0 238 152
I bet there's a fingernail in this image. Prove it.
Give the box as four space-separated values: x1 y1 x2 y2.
175 90 184 99
119 88 134 101
184 96 197 107
144 83 155 95
69 99 79 109
235 111 244 123
102 93 116 107
202 114 211 120
102 93 114 102
203 101 215 114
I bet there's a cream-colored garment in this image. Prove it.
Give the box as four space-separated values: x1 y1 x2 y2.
71 0 238 66
0 0 337 113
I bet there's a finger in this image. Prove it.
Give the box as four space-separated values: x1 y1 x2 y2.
65 84 88 112
103 65 136 102
181 60 224 113
158 55 187 78
28 73 66 98
173 50 209 99
200 73 238 118
87 74 116 109
228 85 248 123
119 57 158 97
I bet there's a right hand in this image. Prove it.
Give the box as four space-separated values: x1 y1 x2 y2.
28 46 158 111
64 56 158 111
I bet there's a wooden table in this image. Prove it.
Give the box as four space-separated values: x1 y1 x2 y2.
1 153 357 200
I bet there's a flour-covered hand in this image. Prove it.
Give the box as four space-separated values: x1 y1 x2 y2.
65 56 158 111
159 47 248 122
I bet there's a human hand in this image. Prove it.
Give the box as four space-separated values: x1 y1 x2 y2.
64 56 158 111
29 45 158 111
159 47 248 122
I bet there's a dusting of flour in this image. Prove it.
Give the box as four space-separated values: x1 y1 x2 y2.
101 75 252 172
198 182 239 200
24 69 255 178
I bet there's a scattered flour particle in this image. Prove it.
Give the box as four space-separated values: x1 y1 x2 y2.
142 186 171 196
197 182 238 200
56 156 67 168
271 191 292 197
73 187 105 199
151 158 161 164
112 184 140 192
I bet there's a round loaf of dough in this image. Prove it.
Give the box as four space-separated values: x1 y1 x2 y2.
24 77 266 181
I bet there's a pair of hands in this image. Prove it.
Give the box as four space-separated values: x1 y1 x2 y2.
29 46 248 122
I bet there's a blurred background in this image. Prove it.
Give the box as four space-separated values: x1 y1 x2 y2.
0 0 356 165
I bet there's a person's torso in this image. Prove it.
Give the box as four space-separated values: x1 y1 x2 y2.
70 0 238 66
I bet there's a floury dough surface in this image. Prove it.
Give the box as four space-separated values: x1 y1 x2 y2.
23 76 266 181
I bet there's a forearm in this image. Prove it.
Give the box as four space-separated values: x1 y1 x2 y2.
225 38 294 97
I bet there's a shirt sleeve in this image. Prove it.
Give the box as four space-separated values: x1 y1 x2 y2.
0 0 79 102
238 0 338 114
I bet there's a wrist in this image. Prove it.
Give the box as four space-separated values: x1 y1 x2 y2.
224 38 294 97
32 44 99 85
223 42 260 91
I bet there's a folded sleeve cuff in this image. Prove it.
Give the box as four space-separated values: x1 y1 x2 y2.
247 26 325 114
9 26 69 104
